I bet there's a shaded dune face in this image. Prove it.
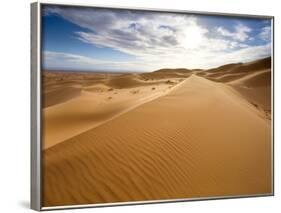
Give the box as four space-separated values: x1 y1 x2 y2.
198 57 271 119
43 86 81 108
42 72 106 108
42 57 272 207
199 57 271 82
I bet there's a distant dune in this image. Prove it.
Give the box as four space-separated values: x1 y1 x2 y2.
42 57 272 206
197 57 271 119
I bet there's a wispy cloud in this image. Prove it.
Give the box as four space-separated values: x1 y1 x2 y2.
259 26 271 41
216 23 252 42
43 6 272 71
43 51 122 71
43 51 155 71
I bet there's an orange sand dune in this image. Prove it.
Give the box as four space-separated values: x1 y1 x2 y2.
43 86 81 108
42 73 184 149
229 69 271 119
140 68 192 80
199 57 271 119
199 57 271 82
43 74 272 206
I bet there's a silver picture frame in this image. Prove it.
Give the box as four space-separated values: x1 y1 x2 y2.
31 1 274 211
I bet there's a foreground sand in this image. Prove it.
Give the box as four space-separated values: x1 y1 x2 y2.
42 57 272 206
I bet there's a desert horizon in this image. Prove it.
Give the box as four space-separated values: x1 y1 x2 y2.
42 56 272 206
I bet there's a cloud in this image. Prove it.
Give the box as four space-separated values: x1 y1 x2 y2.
43 6 271 70
44 40 270 71
205 43 271 67
216 23 252 41
44 51 104 66
43 51 121 70
43 51 156 71
259 26 271 41
75 17 214 57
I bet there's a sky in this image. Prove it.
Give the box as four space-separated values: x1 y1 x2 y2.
42 5 272 72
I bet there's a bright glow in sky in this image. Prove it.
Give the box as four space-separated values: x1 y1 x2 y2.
42 5 272 72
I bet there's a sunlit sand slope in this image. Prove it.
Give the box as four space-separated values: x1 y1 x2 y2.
43 75 271 206
42 72 184 149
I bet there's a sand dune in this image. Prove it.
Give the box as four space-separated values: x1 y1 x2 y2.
229 69 271 120
197 57 271 119
42 72 184 149
43 86 81 108
43 58 272 206
199 57 271 83
140 68 192 80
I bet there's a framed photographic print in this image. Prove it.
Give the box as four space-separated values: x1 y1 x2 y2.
31 1 274 211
